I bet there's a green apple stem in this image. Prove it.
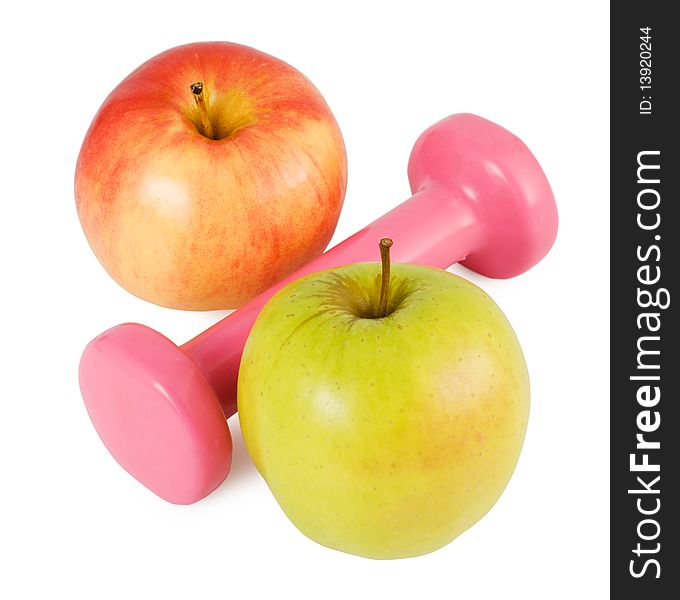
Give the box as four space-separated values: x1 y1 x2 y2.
190 82 216 140
378 238 393 317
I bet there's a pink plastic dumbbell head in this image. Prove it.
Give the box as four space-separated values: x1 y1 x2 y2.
80 324 231 504
79 114 557 504
407 114 557 278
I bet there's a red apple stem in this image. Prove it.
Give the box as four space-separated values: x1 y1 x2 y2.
190 82 216 140
378 238 393 317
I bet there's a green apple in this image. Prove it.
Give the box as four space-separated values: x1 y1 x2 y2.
238 240 529 559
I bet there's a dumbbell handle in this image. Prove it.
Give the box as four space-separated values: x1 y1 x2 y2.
182 183 473 418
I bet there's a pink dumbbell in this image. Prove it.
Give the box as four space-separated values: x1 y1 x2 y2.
79 114 558 504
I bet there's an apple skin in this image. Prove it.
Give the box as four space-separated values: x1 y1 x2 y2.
75 42 347 310
238 262 529 559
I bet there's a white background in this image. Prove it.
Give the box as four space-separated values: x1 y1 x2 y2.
1 1 609 598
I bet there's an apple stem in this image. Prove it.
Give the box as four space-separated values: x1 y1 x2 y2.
378 238 393 318
190 82 216 140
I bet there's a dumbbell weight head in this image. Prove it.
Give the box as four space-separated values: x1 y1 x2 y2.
80 324 231 503
407 114 557 277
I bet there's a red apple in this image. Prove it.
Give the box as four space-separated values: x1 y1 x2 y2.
75 42 347 310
